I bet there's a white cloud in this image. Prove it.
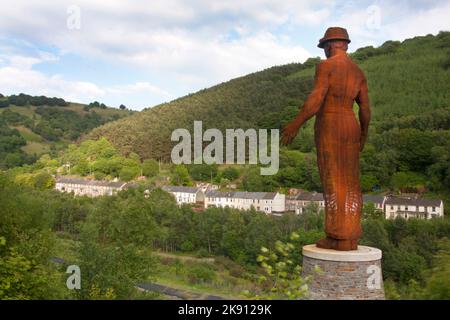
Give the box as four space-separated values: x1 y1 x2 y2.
0 1 316 75
107 82 171 98
0 0 448 109
382 1 450 41
328 0 450 50
0 54 170 108
0 63 105 102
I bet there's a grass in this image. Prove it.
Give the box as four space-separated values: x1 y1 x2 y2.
6 105 38 119
153 253 260 299
14 125 44 142
154 274 246 299
21 141 51 155
286 67 315 80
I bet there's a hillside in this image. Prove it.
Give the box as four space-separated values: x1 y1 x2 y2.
90 32 450 161
0 95 133 168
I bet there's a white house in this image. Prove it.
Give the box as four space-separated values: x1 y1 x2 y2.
362 195 386 211
204 190 285 214
55 177 127 197
161 186 205 206
384 196 444 220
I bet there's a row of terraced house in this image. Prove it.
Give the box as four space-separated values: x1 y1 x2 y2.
161 186 444 220
54 178 444 220
161 186 286 215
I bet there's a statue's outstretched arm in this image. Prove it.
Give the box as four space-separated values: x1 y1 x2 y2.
281 61 329 145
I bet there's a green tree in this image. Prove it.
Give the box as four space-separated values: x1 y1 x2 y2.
34 172 55 190
0 174 67 299
221 166 240 181
119 166 140 182
188 163 218 181
76 194 158 299
172 165 191 186
142 159 159 178
422 238 450 300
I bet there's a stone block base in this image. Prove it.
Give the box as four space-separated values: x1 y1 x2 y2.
302 244 385 300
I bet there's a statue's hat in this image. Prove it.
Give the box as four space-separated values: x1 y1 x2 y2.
318 27 351 48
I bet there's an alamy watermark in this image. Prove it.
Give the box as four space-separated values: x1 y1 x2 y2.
366 5 381 31
171 121 279 175
66 265 81 290
67 5 81 30
366 264 382 290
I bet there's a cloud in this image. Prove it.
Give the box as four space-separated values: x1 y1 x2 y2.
107 82 171 98
382 1 450 41
0 0 448 109
0 53 170 107
328 0 450 50
0 62 104 102
0 1 315 74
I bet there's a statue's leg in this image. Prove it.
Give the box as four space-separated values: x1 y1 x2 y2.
315 116 361 251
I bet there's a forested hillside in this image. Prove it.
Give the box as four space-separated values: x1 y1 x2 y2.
90 32 450 159
89 31 450 199
0 94 133 168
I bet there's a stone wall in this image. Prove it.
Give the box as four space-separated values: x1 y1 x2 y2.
302 245 385 300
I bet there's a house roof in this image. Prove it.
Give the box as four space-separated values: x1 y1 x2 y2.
385 196 442 207
363 195 385 204
263 192 278 200
233 191 268 199
296 192 324 201
161 186 200 194
205 190 279 200
56 177 126 188
205 190 235 198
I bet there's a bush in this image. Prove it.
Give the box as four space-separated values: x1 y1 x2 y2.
221 167 240 181
196 248 210 258
119 166 140 182
94 171 106 180
180 240 194 252
142 159 159 177
187 264 216 284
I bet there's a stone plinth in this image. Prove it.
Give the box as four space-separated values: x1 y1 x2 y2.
302 244 385 300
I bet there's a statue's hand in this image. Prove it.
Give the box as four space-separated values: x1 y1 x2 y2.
281 121 300 145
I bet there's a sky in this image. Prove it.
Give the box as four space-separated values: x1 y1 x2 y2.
0 0 449 110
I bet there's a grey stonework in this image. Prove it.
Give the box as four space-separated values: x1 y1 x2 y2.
302 256 385 300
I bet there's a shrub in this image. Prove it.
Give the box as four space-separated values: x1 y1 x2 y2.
187 263 216 284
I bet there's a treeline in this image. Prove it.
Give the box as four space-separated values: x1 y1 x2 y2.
0 103 125 143
0 93 68 108
0 98 132 168
89 32 450 158
1 171 449 299
32 107 122 141
85 101 107 110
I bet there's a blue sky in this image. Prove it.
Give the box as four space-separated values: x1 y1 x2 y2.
0 0 449 110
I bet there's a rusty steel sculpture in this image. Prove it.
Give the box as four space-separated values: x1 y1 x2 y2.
282 27 371 251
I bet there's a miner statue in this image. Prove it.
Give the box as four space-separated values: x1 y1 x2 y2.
281 27 371 251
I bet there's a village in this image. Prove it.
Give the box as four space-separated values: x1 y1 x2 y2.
54 176 445 220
